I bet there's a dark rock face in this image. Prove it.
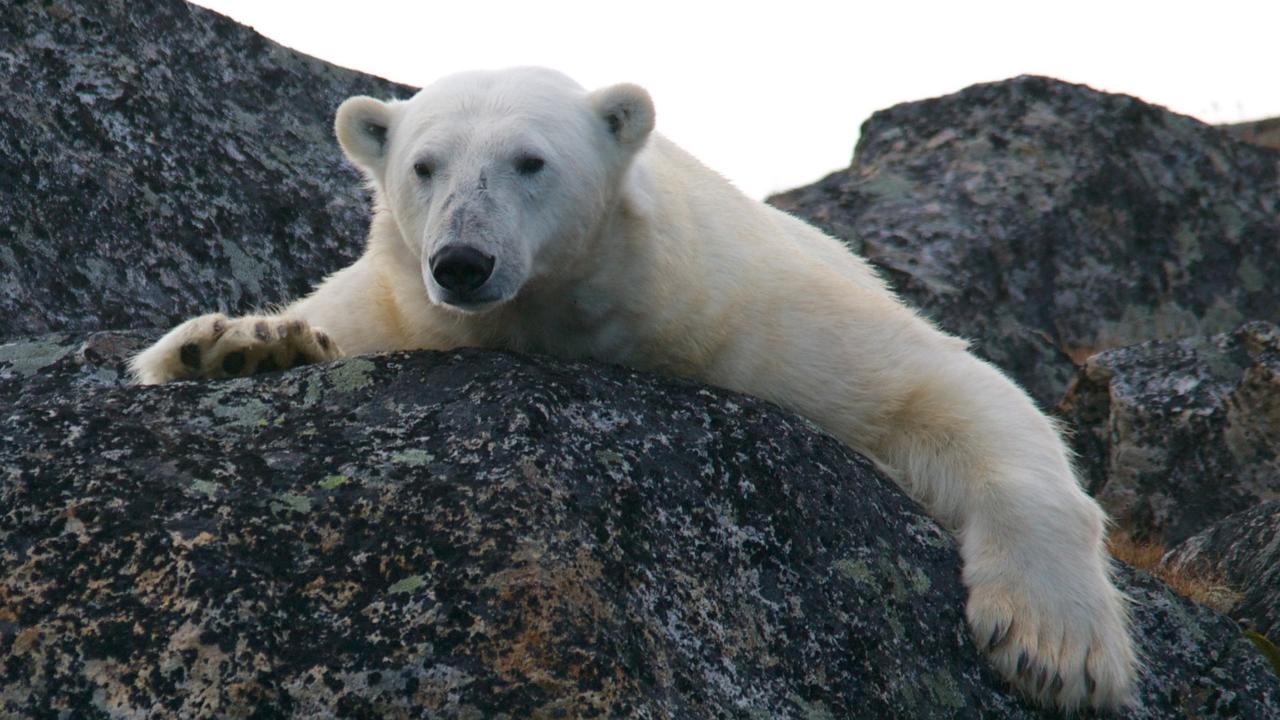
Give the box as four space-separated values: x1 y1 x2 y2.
0 0 413 340
770 76 1280 408
2 337 1277 719
1164 501 1280 640
1057 322 1280 545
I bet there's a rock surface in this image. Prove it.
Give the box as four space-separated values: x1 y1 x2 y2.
0 0 413 340
1057 321 1280 545
2 335 1277 719
770 76 1280 407
1223 116 1280 150
1164 500 1280 640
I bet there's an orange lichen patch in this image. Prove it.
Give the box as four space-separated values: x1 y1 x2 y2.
1107 532 1244 612
480 544 625 715
1064 345 1103 366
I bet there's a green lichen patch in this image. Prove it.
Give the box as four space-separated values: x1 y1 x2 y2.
325 357 377 394
897 556 932 594
201 393 272 431
318 474 348 490
0 338 72 377
388 574 426 595
390 449 434 467
833 558 874 585
921 668 966 708
271 492 312 514
190 479 220 499
788 694 836 720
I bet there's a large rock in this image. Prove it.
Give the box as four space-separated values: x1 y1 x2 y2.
770 76 1280 407
1164 500 1280 640
0 0 412 340
1 335 1277 719
1057 321 1280 544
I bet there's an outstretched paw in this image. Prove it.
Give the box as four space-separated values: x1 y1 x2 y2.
966 565 1137 712
130 313 341 384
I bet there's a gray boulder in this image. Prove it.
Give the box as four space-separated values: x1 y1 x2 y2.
1164 500 1280 640
0 0 412 340
770 76 1280 408
1057 321 1280 545
1 334 1276 719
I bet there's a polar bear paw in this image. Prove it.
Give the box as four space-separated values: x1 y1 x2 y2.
130 313 341 385
966 568 1137 712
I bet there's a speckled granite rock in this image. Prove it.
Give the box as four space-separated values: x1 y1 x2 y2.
2 335 1277 718
1164 500 1280 640
770 76 1280 407
0 0 413 340
1057 321 1280 545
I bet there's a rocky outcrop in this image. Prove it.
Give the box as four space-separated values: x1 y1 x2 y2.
1057 321 1280 545
771 76 1280 408
1164 501 1280 640
2 334 1277 718
0 0 412 340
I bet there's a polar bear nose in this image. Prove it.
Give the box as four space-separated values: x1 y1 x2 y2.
430 244 495 293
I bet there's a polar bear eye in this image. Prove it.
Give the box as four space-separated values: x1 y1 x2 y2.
516 156 545 176
413 161 434 180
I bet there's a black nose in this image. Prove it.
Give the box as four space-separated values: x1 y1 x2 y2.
430 245 495 293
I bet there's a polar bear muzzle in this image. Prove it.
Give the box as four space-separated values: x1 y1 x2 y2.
429 244 496 297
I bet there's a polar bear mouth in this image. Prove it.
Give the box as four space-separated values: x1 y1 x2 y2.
437 294 505 314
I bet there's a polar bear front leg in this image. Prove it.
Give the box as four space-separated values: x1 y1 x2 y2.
876 354 1137 711
129 313 341 384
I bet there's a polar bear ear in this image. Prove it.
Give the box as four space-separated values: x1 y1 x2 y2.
335 96 395 177
590 83 655 148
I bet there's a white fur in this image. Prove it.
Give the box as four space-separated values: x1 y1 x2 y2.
132 67 1137 710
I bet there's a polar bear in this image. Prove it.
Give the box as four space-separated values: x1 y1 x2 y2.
131 67 1137 711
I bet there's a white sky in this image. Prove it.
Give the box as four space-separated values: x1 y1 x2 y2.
193 0 1280 199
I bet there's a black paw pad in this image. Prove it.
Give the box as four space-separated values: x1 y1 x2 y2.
222 351 246 375
256 355 279 374
315 332 331 351
291 353 313 369
180 343 201 369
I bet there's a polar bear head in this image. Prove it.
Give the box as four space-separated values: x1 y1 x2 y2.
335 67 655 312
